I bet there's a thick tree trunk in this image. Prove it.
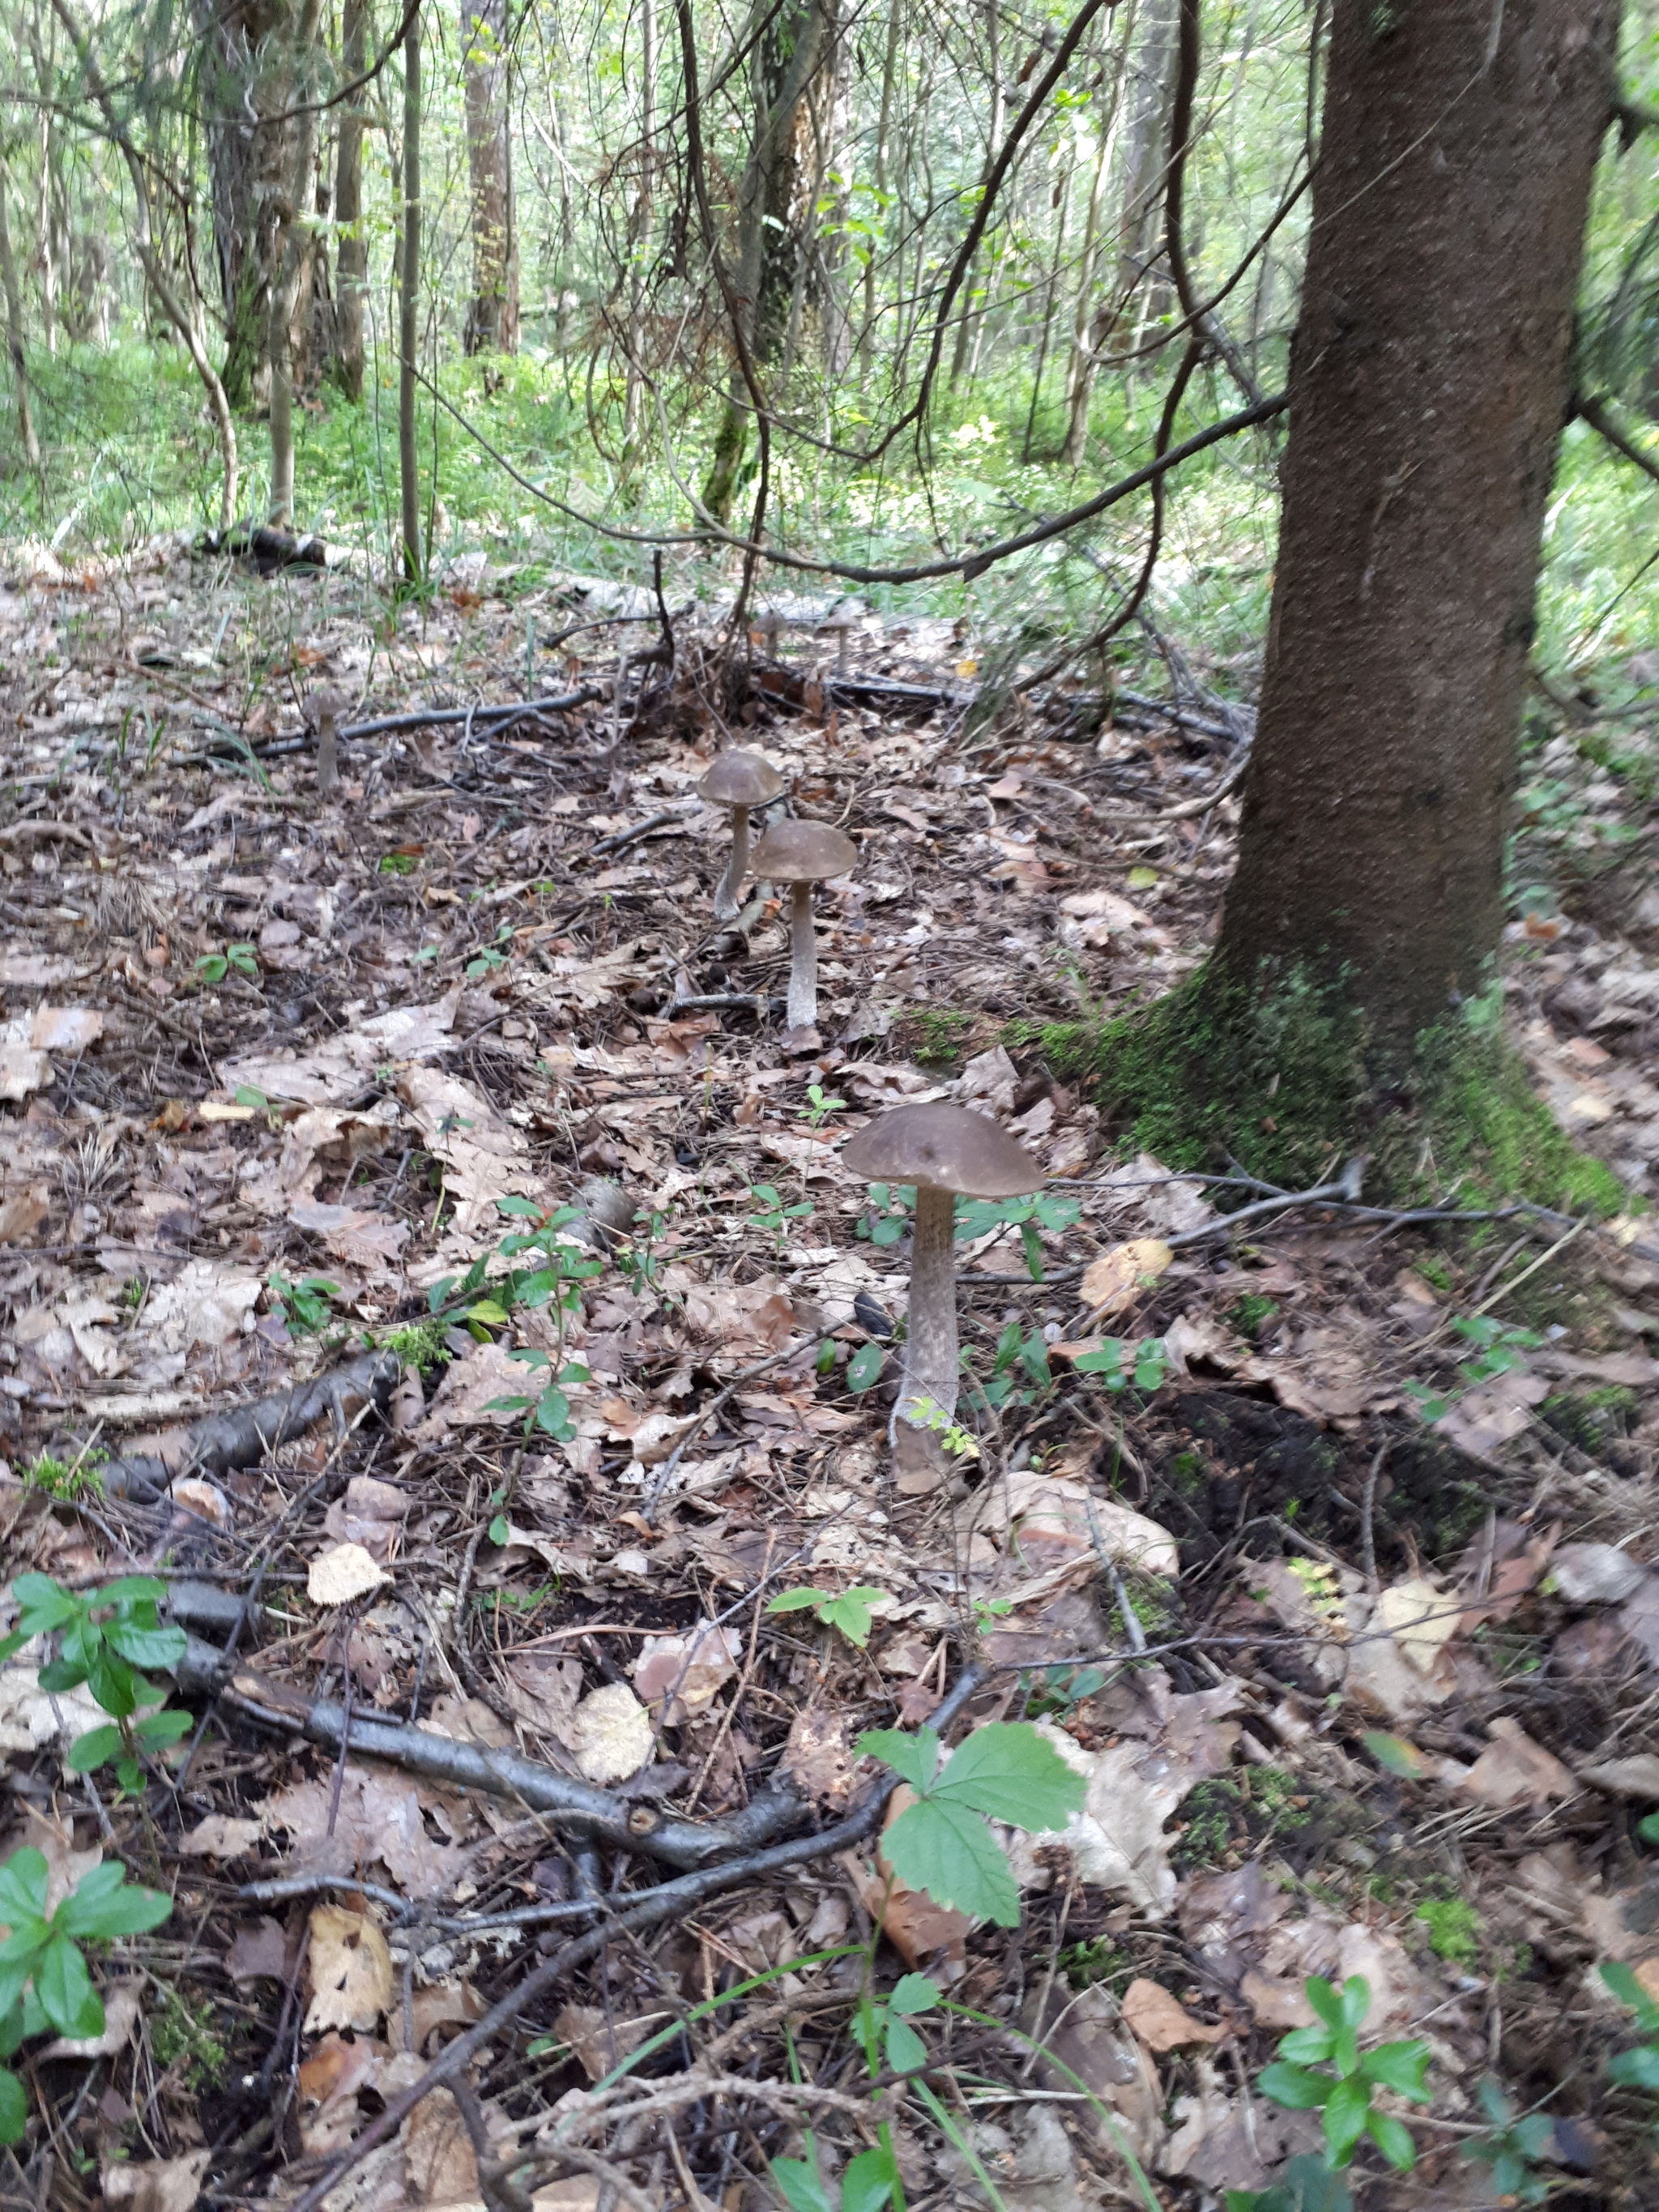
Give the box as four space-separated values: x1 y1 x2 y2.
198 0 295 412
399 1 423 579
267 0 323 525
1217 0 1618 1057
461 0 518 353
331 0 368 399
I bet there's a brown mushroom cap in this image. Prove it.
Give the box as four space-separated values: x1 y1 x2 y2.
698 750 787 809
749 819 857 883
841 1103 1041 1198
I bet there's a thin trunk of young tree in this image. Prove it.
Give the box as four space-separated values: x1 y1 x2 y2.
331 0 368 398
1060 28 1129 466
399 0 423 578
266 0 323 526
1021 154 1072 461
621 0 655 462
0 163 40 470
1110 0 1176 359
858 0 902 375
948 0 1002 386
49 0 237 528
462 0 518 352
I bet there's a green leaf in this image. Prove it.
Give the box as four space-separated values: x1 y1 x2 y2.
1608 2044 1659 2088
880 1797 1021 1925
1277 2026 1333 2065
0 2068 24 2145
0 1852 49 1927
929 1722 1085 1831
1303 1977 1343 2030
1321 2073 1370 2165
1361 2039 1431 2101
57 1864 173 1941
1361 1730 1431 1779
1364 2108 1418 2172
34 1936 101 2040
768 1587 830 1616
1601 1958 1659 2026
104 1620 188 1672
134 1710 193 1751
84 1644 141 1719
1337 1976 1371 2031
846 1343 885 1393
770 2149 834 2212
467 1298 511 1326
100 1578 169 1609
817 1591 887 1649
0 2001 23 2060
1257 2060 1332 2112
66 1725 123 1773
488 1515 510 1546
855 1727 940 1796
839 2143 897 2212
889 1972 940 2014
11 1576 78 1630
885 2014 927 2073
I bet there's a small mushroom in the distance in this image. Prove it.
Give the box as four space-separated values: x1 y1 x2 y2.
748 818 856 1033
698 749 786 921
309 685 348 800
841 1103 1040 1480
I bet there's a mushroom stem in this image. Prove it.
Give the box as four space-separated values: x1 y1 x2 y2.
316 707 338 799
714 804 750 922
898 1183 958 1436
785 880 817 1031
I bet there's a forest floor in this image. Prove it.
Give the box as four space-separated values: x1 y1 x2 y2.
2 529 1659 2212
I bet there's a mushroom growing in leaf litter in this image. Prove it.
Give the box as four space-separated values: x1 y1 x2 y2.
842 1103 1040 1483
698 749 787 922
748 818 857 1034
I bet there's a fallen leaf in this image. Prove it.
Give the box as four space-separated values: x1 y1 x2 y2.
180 1815 263 1859
31 1006 103 1051
1160 2056 1307 2190
101 2153 210 2212
503 1650 582 1742
140 1259 262 1352
298 2030 389 2152
1460 1717 1576 1808
1551 1544 1648 1605
0 1188 49 1243
309 1542 390 1607
403 2086 481 2205
1024 1983 1165 2171
569 1682 653 1783
44 1983 140 2060
1375 1576 1460 1675
226 1918 291 1982
633 1620 742 1721
1580 1754 1659 1800
552 2003 658 2082
304 1902 394 2033
1121 1977 1225 2052
780 1709 857 1808
1079 1239 1172 1318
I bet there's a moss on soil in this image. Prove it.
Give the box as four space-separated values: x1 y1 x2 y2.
1020 957 1627 1213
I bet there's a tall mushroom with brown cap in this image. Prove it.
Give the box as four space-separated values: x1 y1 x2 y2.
698 750 787 921
748 818 857 1033
842 1103 1040 1473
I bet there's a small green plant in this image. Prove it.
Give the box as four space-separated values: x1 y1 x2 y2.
20 1448 106 1501
465 924 515 977
1 1574 193 1793
1255 1974 1430 2171
1231 1292 1280 1337
1405 1314 1541 1423
855 1719 1086 1924
955 1189 1081 1281
969 1320 1051 1411
1600 1958 1659 2111
379 1315 453 1373
150 1988 229 2091
0 1847 173 2142
907 1395 980 1458
855 1181 912 1246
1461 2076 1552 2204
377 850 420 875
268 1270 342 1338
844 1341 885 1393
766 1586 890 1649
429 1198 605 1347
1023 1662 1105 1718
484 1347 591 1464
799 1083 847 1129
747 1182 812 1251
1073 1336 1171 1394
616 1205 671 1292
1226 2155 1353 2212
1415 1894 1481 1968
194 942 258 984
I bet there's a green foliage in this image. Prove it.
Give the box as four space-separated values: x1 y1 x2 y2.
1415 1895 1481 1969
268 1270 343 1338
766 1586 890 1649
2 1574 191 1795
855 1183 913 1247
1601 1958 1659 2105
747 1183 813 1250
150 1989 229 2091
799 1083 847 1129
0 1847 172 2140
484 1347 591 1443
1461 2077 1552 2204
970 1319 1051 1411
19 1450 105 1501
954 1189 1081 1281
378 1315 454 1373
1230 1292 1280 1338
855 1721 1086 1925
1226 2156 1353 2212
194 943 258 985
845 1342 885 1394
1073 1336 1171 1394
427 1198 605 1340
466 925 515 978
1256 1975 1430 2171
1404 1314 1539 1423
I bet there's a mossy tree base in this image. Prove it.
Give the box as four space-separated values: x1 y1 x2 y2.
1026 959 1626 1216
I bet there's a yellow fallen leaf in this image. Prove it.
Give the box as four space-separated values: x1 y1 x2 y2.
308 1542 390 1607
1375 1577 1458 1675
1122 1977 1225 2052
1079 1238 1173 1318
303 1903 392 2032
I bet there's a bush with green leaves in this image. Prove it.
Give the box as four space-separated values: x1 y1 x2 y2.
1253 1975 1429 2173
0 1848 172 2142
0 1574 191 1792
854 1720 1086 1925
970 1320 1051 1411
766 1586 891 1649
486 1346 593 1450
431 1197 604 1341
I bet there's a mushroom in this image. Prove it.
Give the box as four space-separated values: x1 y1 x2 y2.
841 1103 1039 1471
748 818 857 1032
309 685 348 800
698 750 787 922
816 598 859 675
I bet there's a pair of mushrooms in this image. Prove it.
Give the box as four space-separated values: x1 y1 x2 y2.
698 749 855 1032
843 1103 1041 1478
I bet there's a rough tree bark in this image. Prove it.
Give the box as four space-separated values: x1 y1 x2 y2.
1091 0 1623 1203
399 0 423 578
266 0 323 524
198 0 295 411
331 0 369 398
461 0 518 353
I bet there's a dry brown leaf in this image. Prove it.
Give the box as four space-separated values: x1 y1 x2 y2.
1375 1576 1460 1675
261 1769 473 1895
1079 1238 1172 1318
503 1650 582 1742
1551 1544 1648 1605
179 1814 263 1859
309 1541 390 1607
304 1903 394 2032
390 1981 485 2056
569 1682 653 1783
426 1693 514 1748
552 2003 659 2082
297 2030 389 2153
1121 1978 1225 2052
0 1188 48 1244
139 1258 262 1352
1160 2056 1307 2190
633 1621 741 1721
403 2086 480 2206
1460 1717 1576 1809
101 2153 209 2212
780 1709 858 1808
43 1983 140 2060
1023 1982 1165 2171
225 1918 291 1983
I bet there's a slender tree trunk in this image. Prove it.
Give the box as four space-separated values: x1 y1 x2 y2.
1218 0 1620 1057
621 0 655 461
462 0 518 352
1060 28 1129 466
0 163 40 469
1109 0 1177 358
858 0 902 374
267 0 323 525
332 0 368 397
1021 155 1072 461
399 0 423 579
948 0 1003 385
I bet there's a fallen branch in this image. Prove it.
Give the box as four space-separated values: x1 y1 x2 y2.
283 1662 984 2212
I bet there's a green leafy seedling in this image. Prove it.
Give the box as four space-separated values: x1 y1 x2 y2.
1226 2154 1353 2212
1461 2076 1553 2204
855 1182 912 1247
268 1270 341 1338
1257 1975 1430 2171
800 1083 847 1129
195 943 258 984
855 1721 1086 1925
1601 1958 1659 2104
845 1341 885 1394
1 1574 191 1796
484 1346 591 1444
954 1189 1081 1281
1073 1337 1170 1394
747 1182 812 1250
766 1586 890 1650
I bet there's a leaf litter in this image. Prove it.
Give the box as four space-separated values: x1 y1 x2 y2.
0 542 1655 2206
